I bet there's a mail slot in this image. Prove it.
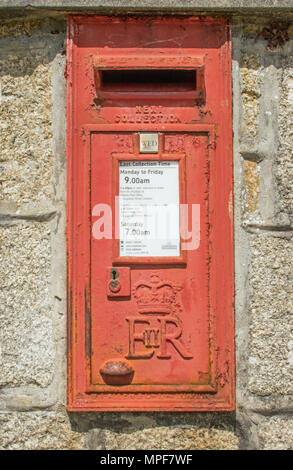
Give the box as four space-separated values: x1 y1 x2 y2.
67 16 234 411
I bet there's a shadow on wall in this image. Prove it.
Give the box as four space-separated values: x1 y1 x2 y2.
0 17 66 79
68 411 238 450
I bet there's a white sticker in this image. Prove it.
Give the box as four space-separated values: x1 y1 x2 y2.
139 133 159 153
119 161 180 257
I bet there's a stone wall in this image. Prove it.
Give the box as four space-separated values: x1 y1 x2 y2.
0 12 292 450
233 17 293 449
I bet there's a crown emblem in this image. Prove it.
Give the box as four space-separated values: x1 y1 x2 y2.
133 274 181 315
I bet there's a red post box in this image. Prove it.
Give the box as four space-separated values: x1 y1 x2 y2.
67 16 234 411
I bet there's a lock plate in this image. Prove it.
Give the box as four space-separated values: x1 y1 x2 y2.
107 267 131 297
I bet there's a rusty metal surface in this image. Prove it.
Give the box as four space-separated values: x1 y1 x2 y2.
67 16 234 411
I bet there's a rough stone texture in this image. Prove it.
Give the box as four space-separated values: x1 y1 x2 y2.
237 24 293 230
240 53 261 140
0 222 54 388
103 427 238 450
0 1 293 11
236 22 293 403
0 411 85 449
233 15 293 450
0 17 69 441
79 413 238 450
258 416 293 450
248 235 293 395
277 54 293 225
0 13 292 450
0 18 43 38
0 29 64 203
243 160 260 214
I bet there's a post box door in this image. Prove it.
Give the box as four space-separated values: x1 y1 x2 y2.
67 16 234 411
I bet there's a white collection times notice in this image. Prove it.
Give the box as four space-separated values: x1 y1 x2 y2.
119 160 180 257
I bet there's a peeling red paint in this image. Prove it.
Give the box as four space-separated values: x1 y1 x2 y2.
67 15 234 412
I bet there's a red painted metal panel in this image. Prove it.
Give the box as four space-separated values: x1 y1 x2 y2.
67 16 234 411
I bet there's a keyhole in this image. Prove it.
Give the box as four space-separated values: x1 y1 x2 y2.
110 268 120 281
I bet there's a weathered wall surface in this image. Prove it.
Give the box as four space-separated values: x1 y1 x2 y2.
0 12 292 450
233 17 293 449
